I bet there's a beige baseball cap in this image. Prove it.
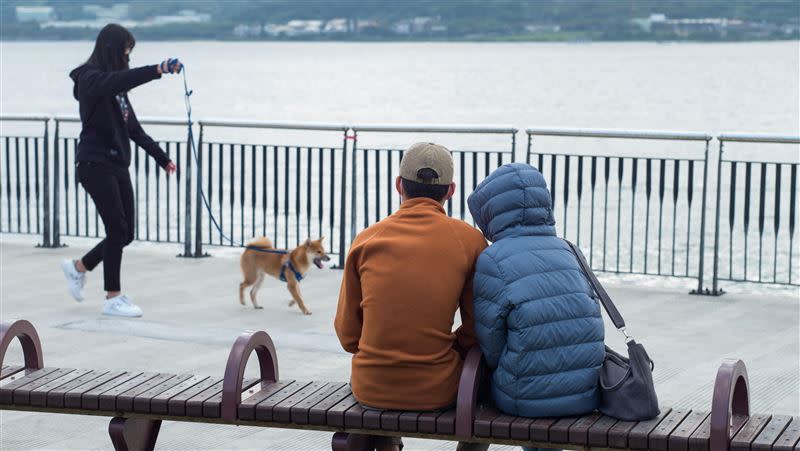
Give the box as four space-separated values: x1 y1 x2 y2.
400 142 454 185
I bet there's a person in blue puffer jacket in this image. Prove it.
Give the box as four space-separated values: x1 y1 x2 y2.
467 163 605 441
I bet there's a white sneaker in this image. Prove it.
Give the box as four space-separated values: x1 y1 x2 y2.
102 295 143 318
61 259 86 302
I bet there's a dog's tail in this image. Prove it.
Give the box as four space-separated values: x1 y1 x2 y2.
245 237 274 250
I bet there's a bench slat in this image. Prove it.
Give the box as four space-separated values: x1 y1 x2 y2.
344 402 366 428
133 374 195 413
255 381 313 421
688 415 711 451
12 368 76 405
29 369 93 407
307 383 352 426
752 415 793 451
668 411 710 451
203 377 260 418
150 376 209 415
491 413 517 439
116 374 178 412
629 409 674 450
531 418 559 442
417 410 444 434
291 382 347 425
184 379 225 417
549 417 579 443
79 372 143 410
569 411 604 445
474 405 501 437
435 409 456 435
167 377 221 416
587 415 620 447
398 411 422 433
273 381 328 422
0 367 59 403
97 372 159 411
326 393 358 428
238 380 295 420
472 405 495 437
0 365 23 380
650 409 692 451
731 414 773 451
380 410 404 431
61 371 124 408
773 417 800 451
362 406 382 429
509 417 535 441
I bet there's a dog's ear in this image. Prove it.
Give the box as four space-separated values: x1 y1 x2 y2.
305 238 311 246
318 236 325 243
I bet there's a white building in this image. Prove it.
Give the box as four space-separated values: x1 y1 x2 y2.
15 6 55 23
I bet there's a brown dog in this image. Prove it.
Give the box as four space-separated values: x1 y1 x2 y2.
238 237 330 314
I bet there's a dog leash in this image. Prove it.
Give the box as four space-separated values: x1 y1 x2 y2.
182 67 289 256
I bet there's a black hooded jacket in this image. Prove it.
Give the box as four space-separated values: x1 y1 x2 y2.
69 64 170 169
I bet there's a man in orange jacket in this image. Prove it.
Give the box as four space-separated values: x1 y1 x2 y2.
335 142 488 451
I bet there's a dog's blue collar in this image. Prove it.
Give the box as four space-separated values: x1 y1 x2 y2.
279 260 303 283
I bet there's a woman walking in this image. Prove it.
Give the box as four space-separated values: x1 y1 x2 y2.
61 24 182 317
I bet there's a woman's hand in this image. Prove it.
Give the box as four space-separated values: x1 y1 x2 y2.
157 58 183 75
164 161 177 175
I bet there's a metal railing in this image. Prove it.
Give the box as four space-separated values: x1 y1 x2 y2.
51 116 193 253
194 120 350 265
348 124 517 254
711 133 800 291
1 115 797 293
525 128 714 291
0 115 51 246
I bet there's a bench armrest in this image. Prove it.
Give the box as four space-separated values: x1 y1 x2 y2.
710 359 750 451
221 330 279 421
455 346 485 440
0 319 44 373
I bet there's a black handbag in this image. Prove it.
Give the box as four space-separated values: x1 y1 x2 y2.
566 240 660 421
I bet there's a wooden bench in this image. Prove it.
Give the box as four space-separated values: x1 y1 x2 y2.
1 319 798 451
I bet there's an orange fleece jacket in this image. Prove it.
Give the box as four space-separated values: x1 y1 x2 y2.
335 197 488 410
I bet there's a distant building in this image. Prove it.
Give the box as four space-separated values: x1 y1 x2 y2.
83 4 130 21
15 6 55 23
524 24 561 33
144 10 211 27
391 16 446 35
233 24 262 38
324 18 348 33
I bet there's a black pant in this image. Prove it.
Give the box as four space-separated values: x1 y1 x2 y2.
78 162 135 292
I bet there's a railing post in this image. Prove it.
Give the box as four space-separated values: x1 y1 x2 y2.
51 119 62 248
691 139 712 294
511 130 517 162
710 139 725 295
193 123 204 257
39 118 51 248
526 133 532 165
338 130 351 269
348 131 358 261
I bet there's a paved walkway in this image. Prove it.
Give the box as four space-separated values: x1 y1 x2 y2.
0 237 798 450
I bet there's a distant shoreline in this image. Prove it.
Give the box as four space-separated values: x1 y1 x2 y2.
2 37 799 44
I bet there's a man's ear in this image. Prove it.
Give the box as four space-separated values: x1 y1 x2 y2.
442 182 456 202
395 176 404 198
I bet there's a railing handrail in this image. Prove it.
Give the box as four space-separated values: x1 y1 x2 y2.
0 114 50 122
352 123 517 134
54 114 191 126
526 127 712 142
199 118 348 132
718 133 800 144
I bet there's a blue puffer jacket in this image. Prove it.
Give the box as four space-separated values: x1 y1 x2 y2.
467 163 605 418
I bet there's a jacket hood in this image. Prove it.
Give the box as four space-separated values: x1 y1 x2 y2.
467 163 556 241
69 64 90 100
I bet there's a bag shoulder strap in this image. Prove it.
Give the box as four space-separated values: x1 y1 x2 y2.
564 239 626 330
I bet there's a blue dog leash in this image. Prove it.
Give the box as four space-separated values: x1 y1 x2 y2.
181 66 303 282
